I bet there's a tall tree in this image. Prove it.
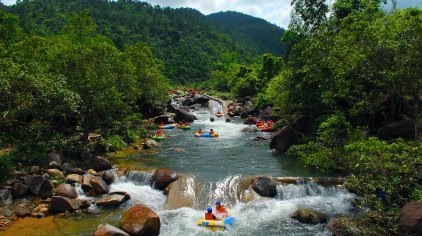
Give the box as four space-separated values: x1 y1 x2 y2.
289 0 329 34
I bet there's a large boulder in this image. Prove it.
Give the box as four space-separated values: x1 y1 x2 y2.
292 208 327 224
96 194 128 207
182 98 194 106
89 156 112 172
241 127 257 133
154 115 169 124
91 176 109 195
251 176 277 197
233 105 244 116
292 115 313 134
24 175 54 198
48 196 79 212
398 201 422 236
120 205 161 236
193 95 209 105
55 183 78 199
151 169 179 190
14 207 30 217
12 182 29 199
0 189 13 206
258 106 272 120
93 224 129 236
270 126 303 152
173 108 197 123
378 119 417 140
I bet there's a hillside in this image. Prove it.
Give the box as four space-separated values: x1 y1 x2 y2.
5 0 286 84
208 11 286 56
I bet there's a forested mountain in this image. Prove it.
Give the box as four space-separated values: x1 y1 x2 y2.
5 0 286 84
208 11 286 56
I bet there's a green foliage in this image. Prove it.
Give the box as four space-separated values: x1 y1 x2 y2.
289 0 329 34
103 135 126 149
6 0 286 84
0 154 13 182
344 138 422 233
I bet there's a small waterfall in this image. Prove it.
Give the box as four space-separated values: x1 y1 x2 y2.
125 171 154 185
193 175 243 209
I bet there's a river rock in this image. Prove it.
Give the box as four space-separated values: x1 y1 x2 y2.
151 169 179 190
29 166 41 174
241 127 256 133
24 175 54 198
144 139 160 149
398 201 422 236
55 183 78 199
77 199 91 209
233 105 244 116
328 217 364 236
164 176 195 209
154 115 169 124
89 156 112 172
48 196 79 212
48 150 64 165
291 208 327 224
109 191 131 201
120 205 161 236
270 126 303 152
62 163 73 173
251 176 277 197
66 174 82 184
90 176 109 195
48 161 62 170
173 108 197 123
254 136 269 141
96 194 127 207
46 169 65 180
0 189 13 206
93 224 130 236
14 207 30 217
12 182 29 199
100 170 116 185
69 167 85 175
82 174 94 193
292 115 313 134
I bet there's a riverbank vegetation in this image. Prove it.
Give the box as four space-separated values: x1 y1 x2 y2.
206 1 422 234
0 9 169 180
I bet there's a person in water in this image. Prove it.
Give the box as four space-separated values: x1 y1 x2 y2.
198 129 202 134
178 121 183 128
209 129 215 134
156 129 162 136
159 122 164 127
205 207 217 220
215 201 228 217
184 121 189 126
247 115 254 127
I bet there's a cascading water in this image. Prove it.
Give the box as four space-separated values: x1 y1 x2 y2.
3 106 357 235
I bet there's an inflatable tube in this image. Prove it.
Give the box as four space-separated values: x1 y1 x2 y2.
197 216 235 231
259 126 273 132
216 113 223 118
194 132 218 138
151 134 166 141
158 124 176 129
177 125 191 130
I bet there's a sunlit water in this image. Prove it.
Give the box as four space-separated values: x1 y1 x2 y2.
1 109 356 236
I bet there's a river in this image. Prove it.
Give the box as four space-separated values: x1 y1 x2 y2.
1 109 356 236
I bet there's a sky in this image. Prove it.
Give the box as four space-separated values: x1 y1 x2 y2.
1 0 421 28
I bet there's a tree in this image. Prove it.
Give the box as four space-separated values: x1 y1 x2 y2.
289 0 329 34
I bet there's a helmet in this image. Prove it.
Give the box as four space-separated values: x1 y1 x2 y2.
215 201 221 205
207 207 212 213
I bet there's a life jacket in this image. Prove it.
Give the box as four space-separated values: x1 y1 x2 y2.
205 212 215 220
216 206 226 213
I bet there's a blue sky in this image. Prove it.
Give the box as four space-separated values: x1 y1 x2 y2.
1 0 421 28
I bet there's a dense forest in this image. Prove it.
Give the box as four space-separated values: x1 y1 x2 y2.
3 0 285 84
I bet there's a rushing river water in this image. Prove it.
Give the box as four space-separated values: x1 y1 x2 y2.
2 108 356 236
